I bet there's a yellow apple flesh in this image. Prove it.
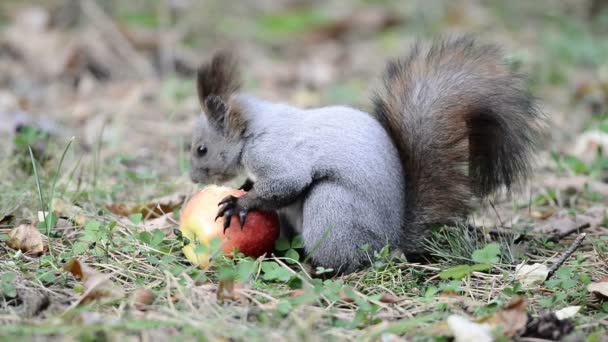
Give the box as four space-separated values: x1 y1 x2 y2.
180 185 280 268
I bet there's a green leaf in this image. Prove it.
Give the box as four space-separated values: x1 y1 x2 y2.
194 244 210 255
470 263 492 272
274 238 290 251
556 267 573 279
545 279 561 289
563 155 588 174
471 243 501 264
237 259 258 282
261 261 293 282
560 279 577 290
138 231 153 244
285 248 300 263
439 265 472 280
72 241 89 255
209 236 223 251
129 213 143 225
1 272 18 298
277 300 292 315
151 230 165 246
291 235 305 249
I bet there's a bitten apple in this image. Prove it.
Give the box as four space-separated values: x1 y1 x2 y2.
180 185 280 268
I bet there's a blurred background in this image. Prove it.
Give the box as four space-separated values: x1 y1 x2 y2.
1 0 608 200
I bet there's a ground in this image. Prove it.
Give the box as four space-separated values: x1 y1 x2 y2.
1 0 608 341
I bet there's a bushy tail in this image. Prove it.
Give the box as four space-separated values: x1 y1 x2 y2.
372 36 544 238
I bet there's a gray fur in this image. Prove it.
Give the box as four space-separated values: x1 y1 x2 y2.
189 115 244 184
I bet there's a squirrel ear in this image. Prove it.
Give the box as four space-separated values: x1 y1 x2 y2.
196 51 246 137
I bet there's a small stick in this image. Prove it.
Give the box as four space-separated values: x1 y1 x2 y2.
546 233 587 280
548 222 590 243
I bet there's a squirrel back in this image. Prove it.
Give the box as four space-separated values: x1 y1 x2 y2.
372 36 544 241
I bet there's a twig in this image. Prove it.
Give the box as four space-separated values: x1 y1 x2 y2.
546 233 586 280
548 222 590 243
489 199 504 227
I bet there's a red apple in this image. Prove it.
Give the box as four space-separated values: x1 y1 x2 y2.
180 185 279 268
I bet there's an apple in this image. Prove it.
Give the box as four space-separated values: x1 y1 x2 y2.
180 185 280 268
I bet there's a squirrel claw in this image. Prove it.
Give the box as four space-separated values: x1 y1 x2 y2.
216 195 248 232
238 209 248 228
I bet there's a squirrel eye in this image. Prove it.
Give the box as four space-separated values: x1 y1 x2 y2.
196 146 208 157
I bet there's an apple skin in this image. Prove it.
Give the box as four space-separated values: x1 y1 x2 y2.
180 185 280 268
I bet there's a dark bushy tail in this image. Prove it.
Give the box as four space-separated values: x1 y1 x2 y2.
372 36 544 241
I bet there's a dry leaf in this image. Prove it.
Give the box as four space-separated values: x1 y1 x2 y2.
141 212 177 232
532 207 604 236
106 193 186 220
447 315 493 342
378 293 402 304
514 263 549 289
131 288 156 311
587 279 608 298
6 224 46 256
554 306 581 320
477 297 528 338
52 198 87 226
288 289 307 298
530 209 556 220
63 259 124 305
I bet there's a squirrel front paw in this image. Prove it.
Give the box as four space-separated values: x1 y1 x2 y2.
215 195 248 232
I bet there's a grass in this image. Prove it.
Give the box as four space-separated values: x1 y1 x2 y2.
1 140 606 340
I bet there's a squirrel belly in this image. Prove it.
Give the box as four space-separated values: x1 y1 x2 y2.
190 36 544 273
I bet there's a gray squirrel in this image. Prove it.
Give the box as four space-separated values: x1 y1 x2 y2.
188 36 544 274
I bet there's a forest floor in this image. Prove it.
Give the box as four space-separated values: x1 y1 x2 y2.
1 1 608 341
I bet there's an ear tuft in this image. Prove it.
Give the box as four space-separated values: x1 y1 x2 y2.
196 51 241 107
196 51 246 137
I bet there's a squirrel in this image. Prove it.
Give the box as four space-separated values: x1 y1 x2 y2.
188 36 544 274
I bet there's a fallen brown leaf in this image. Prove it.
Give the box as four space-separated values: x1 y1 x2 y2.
6 224 47 256
432 297 529 340
514 263 549 289
63 259 124 305
378 293 402 304
477 297 528 337
131 288 156 311
106 193 186 220
532 207 604 236
587 278 608 298
288 289 307 298
53 198 87 226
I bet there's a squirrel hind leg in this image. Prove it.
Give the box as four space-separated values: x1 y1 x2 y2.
301 184 392 274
